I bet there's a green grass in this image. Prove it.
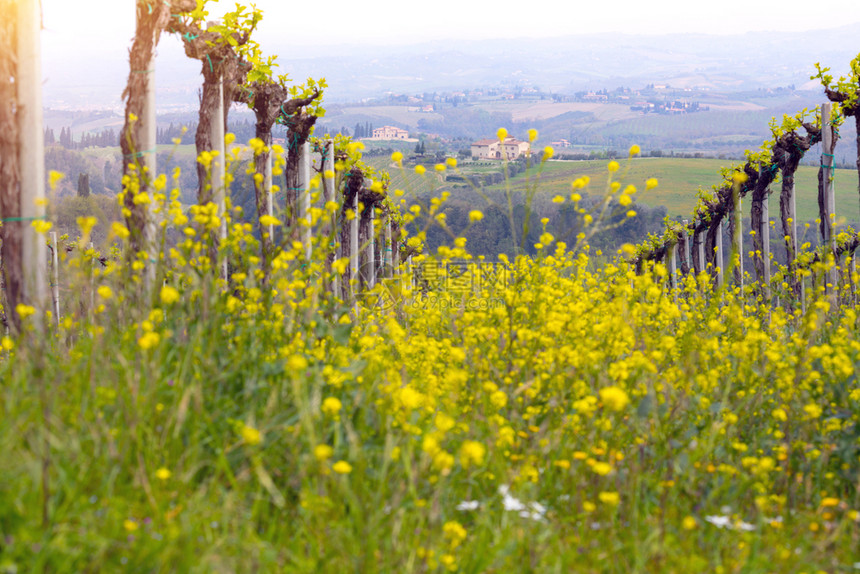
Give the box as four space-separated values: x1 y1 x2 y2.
482 157 860 222
4 152 860 572
371 155 860 225
3 225 860 572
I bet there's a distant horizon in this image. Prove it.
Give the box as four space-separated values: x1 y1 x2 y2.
41 0 860 57
41 18 860 61
35 0 860 116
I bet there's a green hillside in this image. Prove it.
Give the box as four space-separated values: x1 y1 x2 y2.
374 156 860 224
491 158 860 222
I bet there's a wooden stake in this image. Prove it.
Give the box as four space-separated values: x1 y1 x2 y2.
89 242 95 320
0 249 5 334
350 190 359 302
383 214 393 280
50 232 59 325
139 6 157 288
716 223 724 287
733 198 743 289
821 102 838 297
323 141 337 294
762 191 771 292
16 0 47 313
211 74 227 278
368 206 376 288
298 141 312 260
322 140 335 212
682 219 691 275
392 220 400 275
696 228 705 276
669 243 677 302
851 255 857 305
789 179 805 311
0 248 6 336
265 151 274 241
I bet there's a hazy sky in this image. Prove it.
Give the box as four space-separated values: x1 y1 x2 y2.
42 0 860 54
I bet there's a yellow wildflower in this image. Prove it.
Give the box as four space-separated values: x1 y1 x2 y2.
16 304 35 320
322 397 343 417
123 519 139 532
599 386 630 411
160 285 180 305
598 491 620 505
314 444 334 461
240 424 262 446
138 332 160 350
459 441 486 469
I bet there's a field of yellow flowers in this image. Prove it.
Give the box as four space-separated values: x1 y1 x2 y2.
2 154 860 573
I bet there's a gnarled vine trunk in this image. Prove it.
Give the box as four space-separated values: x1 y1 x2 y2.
280 93 321 235
750 164 776 286
0 6 20 329
120 0 196 252
676 229 690 275
823 87 860 221
339 167 363 300
775 125 821 300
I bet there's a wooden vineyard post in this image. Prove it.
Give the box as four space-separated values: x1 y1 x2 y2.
407 254 414 296
391 218 400 274
89 242 95 321
383 214 393 280
211 74 227 279
368 206 377 289
0 249 5 334
298 141 312 260
683 220 691 276
50 232 59 325
8 0 48 323
350 190 359 303
716 223 724 287
851 256 857 305
733 198 743 290
139 4 157 289
762 190 771 297
323 140 337 295
820 102 838 299
789 178 805 311
669 242 678 302
265 151 274 242
696 227 705 277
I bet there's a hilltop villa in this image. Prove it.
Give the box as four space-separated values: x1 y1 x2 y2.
471 137 530 160
371 126 410 140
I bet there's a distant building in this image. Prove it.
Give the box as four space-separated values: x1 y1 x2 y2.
582 92 609 102
471 139 499 159
371 126 409 140
500 138 530 160
471 137 530 160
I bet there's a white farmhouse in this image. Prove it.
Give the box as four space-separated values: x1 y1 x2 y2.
471 138 500 159
372 126 409 140
471 137 530 160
